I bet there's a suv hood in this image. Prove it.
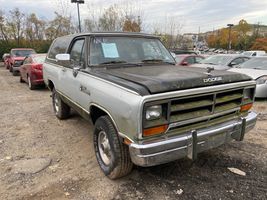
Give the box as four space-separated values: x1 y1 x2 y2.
92 65 251 95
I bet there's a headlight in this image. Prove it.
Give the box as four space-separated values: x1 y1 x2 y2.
145 105 162 120
256 76 267 85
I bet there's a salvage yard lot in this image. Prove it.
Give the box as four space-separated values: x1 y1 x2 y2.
0 64 266 200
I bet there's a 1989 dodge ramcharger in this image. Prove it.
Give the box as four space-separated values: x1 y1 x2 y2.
43 32 257 179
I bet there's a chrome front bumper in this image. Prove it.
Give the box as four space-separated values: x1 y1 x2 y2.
129 111 257 167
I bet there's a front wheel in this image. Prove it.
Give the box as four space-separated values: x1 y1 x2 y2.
94 116 133 179
52 88 70 119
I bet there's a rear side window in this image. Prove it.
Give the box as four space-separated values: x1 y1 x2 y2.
48 37 72 59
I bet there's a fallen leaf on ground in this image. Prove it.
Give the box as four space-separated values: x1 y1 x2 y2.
227 167 246 176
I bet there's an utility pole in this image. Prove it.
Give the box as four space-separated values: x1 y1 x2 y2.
71 0 85 33
227 24 234 53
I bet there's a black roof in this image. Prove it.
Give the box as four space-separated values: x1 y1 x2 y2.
56 32 159 40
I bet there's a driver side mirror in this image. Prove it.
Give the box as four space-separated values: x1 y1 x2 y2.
55 54 71 67
56 54 70 61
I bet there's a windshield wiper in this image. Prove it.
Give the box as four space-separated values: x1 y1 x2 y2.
141 59 175 65
97 60 142 67
99 60 127 65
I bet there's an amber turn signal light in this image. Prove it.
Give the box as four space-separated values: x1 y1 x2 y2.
123 138 132 145
143 124 168 137
240 103 253 112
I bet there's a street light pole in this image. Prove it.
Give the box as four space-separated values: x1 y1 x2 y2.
71 0 85 33
227 23 234 53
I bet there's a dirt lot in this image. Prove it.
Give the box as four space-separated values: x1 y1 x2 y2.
0 64 266 200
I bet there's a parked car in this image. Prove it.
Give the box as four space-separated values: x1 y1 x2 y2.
2 53 11 69
229 57 267 98
242 50 266 57
19 54 46 90
175 54 204 66
43 32 257 179
8 48 36 75
192 54 250 70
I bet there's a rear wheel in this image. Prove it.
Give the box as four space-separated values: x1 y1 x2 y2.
20 76 25 83
52 88 70 119
28 76 35 90
94 116 133 179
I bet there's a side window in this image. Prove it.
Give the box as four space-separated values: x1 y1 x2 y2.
69 39 85 67
195 56 203 63
231 58 243 66
48 37 72 59
252 52 256 56
185 56 195 64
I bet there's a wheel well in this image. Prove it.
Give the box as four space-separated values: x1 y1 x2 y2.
90 105 109 124
48 80 54 91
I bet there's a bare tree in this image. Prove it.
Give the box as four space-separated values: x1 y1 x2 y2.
6 8 25 45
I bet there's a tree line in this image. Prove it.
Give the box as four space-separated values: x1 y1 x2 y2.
0 3 143 58
206 19 267 51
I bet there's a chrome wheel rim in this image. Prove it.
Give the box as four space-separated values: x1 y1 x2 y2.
54 94 59 113
98 130 111 165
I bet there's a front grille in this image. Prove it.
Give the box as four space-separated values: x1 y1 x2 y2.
168 88 244 129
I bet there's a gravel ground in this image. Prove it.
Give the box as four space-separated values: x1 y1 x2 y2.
0 64 266 200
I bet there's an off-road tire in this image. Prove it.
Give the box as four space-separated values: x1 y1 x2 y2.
94 116 133 179
52 88 70 119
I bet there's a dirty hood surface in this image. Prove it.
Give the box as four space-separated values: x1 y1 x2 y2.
93 65 252 95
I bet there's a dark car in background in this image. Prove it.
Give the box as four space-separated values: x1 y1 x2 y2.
191 54 250 70
175 54 204 66
8 48 36 75
19 54 46 90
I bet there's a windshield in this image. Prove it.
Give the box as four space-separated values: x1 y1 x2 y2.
11 50 36 57
33 55 46 63
239 57 267 70
89 36 175 66
200 55 232 66
242 52 252 56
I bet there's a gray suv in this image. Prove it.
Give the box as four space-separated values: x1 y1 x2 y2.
43 32 257 179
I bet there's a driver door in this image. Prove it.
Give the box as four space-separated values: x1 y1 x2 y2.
60 37 89 109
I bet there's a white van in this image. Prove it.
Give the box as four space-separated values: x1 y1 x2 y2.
242 50 266 57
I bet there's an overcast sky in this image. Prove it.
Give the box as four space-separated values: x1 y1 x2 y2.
1 0 267 33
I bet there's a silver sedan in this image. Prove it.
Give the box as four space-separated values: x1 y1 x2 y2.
229 57 267 98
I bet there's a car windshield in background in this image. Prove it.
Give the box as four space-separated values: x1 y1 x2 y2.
239 57 267 70
11 50 35 57
89 36 175 66
200 55 232 65
34 55 46 63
